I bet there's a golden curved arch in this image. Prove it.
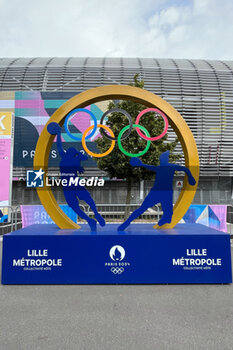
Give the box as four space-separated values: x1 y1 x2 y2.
34 85 199 229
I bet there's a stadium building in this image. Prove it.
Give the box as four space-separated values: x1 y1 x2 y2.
0 57 233 207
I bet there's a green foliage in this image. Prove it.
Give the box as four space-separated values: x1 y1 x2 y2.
94 74 180 182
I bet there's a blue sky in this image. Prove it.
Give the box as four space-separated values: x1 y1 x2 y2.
0 0 232 59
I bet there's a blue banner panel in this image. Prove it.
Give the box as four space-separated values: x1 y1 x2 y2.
20 205 77 227
1 224 232 284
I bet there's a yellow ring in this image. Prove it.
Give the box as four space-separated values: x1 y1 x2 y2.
82 124 115 158
34 85 199 230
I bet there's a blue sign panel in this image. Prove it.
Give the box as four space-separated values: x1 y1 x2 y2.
1 224 232 284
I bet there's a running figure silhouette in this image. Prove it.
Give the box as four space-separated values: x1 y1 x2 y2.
118 151 196 231
47 122 105 231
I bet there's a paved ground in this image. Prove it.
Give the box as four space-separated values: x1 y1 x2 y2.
0 242 233 350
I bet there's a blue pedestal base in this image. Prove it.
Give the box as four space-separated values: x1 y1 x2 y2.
1 224 232 284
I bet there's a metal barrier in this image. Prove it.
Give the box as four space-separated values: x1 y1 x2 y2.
86 203 161 223
14 206 22 231
1 204 232 234
76 204 86 222
0 204 86 234
227 205 233 235
0 206 22 235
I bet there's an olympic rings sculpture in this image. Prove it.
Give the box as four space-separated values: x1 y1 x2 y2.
65 107 169 158
34 84 199 230
111 267 124 274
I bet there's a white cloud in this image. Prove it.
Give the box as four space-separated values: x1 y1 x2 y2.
158 6 181 25
0 0 232 59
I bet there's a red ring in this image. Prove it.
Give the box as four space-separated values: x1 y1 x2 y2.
135 108 169 141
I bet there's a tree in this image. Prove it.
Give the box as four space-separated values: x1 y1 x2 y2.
94 74 180 218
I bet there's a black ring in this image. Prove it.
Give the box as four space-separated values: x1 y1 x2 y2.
100 108 133 141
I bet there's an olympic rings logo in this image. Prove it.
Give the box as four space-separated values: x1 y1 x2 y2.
64 107 169 158
111 267 124 274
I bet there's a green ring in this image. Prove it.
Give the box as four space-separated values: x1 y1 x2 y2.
117 124 151 157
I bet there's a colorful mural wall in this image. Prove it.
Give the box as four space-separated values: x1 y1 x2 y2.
181 205 227 232
21 205 77 227
20 204 227 232
0 91 109 168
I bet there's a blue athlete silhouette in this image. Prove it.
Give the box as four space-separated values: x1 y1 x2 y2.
118 151 196 231
47 122 105 231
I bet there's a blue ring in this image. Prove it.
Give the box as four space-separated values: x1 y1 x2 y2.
64 108 97 141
